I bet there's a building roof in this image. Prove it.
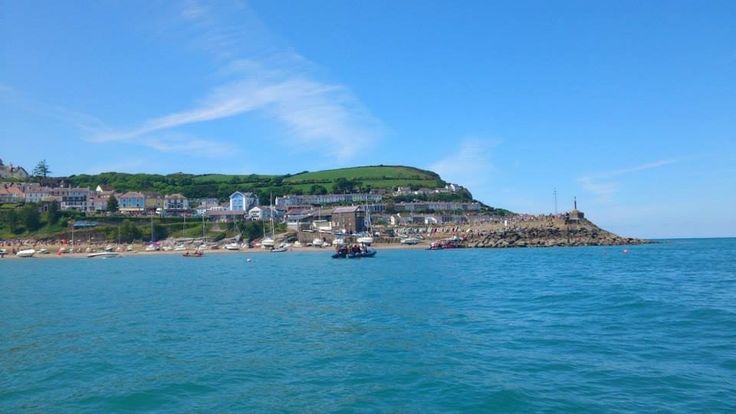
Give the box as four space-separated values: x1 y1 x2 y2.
120 191 145 198
206 210 247 217
332 206 361 214
165 193 187 199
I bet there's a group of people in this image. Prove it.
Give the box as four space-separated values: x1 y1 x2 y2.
335 243 368 255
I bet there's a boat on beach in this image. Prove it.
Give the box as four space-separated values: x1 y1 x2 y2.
87 252 120 258
16 249 36 258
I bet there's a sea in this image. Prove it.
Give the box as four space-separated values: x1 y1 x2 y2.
1 238 734 413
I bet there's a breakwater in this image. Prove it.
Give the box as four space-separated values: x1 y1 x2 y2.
463 217 647 248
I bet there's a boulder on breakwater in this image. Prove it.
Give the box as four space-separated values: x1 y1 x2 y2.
462 217 647 248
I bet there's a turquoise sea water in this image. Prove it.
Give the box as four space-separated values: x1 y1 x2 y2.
1 239 735 413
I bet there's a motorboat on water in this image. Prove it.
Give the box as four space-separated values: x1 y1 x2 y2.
87 252 120 258
428 236 464 250
16 249 36 258
332 243 376 259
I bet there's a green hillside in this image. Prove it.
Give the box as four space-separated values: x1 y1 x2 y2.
284 165 446 192
65 165 450 201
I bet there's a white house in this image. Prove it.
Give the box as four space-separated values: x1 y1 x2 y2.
248 205 279 221
164 193 189 211
229 191 258 211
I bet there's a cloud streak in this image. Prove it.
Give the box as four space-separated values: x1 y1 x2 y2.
92 1 383 161
93 61 382 160
578 159 678 200
429 138 499 201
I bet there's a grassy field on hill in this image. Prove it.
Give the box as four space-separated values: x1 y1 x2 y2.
64 165 450 201
284 165 446 191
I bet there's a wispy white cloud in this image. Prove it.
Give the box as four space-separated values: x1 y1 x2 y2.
93 60 381 160
4 1 383 164
578 159 678 201
92 1 383 162
429 138 499 202
1 85 231 158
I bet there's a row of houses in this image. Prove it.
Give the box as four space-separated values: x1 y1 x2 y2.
271 184 466 208
2 183 482 231
0 183 191 214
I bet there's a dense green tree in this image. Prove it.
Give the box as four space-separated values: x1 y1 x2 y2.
107 195 119 213
309 185 328 195
334 177 362 193
45 201 61 225
243 221 266 242
2 209 19 233
32 160 51 179
118 220 143 243
19 205 41 231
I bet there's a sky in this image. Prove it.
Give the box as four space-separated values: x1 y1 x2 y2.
1 0 735 238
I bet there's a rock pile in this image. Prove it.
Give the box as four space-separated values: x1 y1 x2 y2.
465 218 647 248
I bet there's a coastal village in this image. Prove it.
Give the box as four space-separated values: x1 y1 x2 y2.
0 158 644 257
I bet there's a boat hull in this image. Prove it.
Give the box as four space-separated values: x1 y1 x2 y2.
87 252 120 258
16 249 36 258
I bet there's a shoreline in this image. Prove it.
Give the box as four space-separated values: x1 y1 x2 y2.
0 242 428 260
0 240 644 260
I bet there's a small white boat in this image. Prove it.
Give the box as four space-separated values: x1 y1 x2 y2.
261 237 275 249
16 249 36 258
173 244 187 251
356 236 374 245
224 242 241 250
312 238 324 248
38 248 50 254
144 244 159 252
87 252 120 258
400 237 420 245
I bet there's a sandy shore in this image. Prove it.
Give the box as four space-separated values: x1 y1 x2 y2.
0 242 427 260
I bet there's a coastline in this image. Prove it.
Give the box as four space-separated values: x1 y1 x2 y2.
0 242 429 260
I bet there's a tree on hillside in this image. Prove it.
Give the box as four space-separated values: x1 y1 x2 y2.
19 205 41 232
118 220 142 243
309 184 328 195
334 178 362 193
45 201 61 225
107 195 119 213
1 209 20 233
32 160 51 179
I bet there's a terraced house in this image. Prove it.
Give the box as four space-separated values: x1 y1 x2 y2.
164 193 189 212
119 192 145 215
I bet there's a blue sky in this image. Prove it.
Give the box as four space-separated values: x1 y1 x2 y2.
1 1 735 238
